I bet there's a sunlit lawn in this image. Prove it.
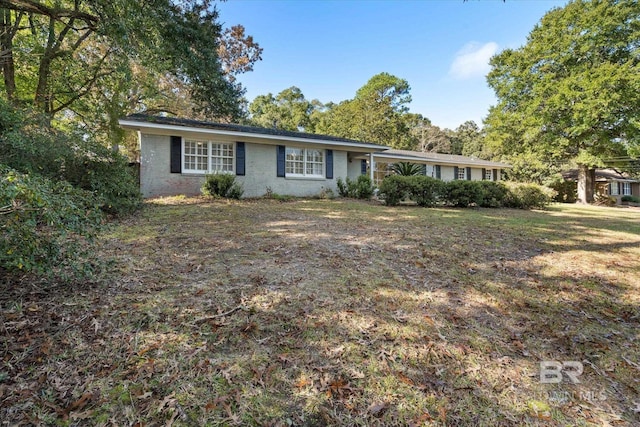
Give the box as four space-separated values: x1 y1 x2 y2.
1 198 639 426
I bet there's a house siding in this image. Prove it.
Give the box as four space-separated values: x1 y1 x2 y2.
347 157 365 180
139 133 350 198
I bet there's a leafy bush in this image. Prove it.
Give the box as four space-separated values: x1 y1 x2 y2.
0 99 142 216
201 173 244 199
406 175 443 207
547 177 577 203
477 181 509 208
378 175 409 206
621 195 640 203
503 183 555 209
336 176 374 199
441 180 484 208
1 166 102 275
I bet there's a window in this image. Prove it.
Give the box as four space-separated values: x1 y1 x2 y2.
457 167 466 180
610 182 619 196
183 139 234 174
485 169 493 181
623 182 631 196
286 147 324 177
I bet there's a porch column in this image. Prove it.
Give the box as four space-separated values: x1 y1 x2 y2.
370 153 375 183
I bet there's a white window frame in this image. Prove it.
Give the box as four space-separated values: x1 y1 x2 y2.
610 181 620 196
182 139 234 174
623 182 631 196
457 167 466 180
286 147 324 178
485 169 493 181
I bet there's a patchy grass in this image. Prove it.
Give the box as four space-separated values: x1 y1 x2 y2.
2 198 639 426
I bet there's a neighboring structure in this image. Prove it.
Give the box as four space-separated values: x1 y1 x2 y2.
118 115 512 198
118 115 385 198
364 149 511 186
562 168 640 204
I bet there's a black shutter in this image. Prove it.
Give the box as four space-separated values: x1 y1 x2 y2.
435 165 441 180
466 167 472 181
453 166 459 180
361 159 367 175
618 182 622 195
276 145 286 177
236 142 245 176
482 168 486 180
326 149 333 179
608 183 612 194
493 169 498 181
170 136 182 173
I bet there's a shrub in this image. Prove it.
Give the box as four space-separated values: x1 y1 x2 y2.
202 173 244 199
378 175 409 206
336 176 373 199
621 195 640 203
477 181 509 208
441 180 484 207
0 100 141 216
547 177 577 203
1 166 103 275
391 162 423 176
406 175 443 207
504 182 555 209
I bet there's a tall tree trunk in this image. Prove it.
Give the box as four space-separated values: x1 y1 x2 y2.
1 8 17 101
577 163 595 204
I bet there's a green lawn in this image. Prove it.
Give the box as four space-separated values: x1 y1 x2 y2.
2 198 639 426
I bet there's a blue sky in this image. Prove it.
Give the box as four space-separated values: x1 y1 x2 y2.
217 0 568 130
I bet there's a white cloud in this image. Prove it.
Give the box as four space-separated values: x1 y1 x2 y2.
448 42 499 80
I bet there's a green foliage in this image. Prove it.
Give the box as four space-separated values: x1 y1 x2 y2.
336 176 373 199
0 101 142 277
249 87 314 131
390 162 423 176
503 183 555 210
378 175 409 206
379 175 548 209
547 177 578 203
477 181 509 208
0 166 102 275
201 174 244 199
621 195 640 203
441 180 484 208
0 100 142 216
407 176 444 207
485 0 640 193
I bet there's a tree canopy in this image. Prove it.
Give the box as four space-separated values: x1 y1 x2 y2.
485 0 640 201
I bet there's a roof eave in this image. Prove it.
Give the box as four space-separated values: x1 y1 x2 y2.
370 152 512 168
118 119 388 152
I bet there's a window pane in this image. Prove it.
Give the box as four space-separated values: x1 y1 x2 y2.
184 140 208 171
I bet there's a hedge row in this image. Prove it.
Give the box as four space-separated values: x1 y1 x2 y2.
378 175 554 209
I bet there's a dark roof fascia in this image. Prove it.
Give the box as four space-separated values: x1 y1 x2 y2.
119 114 388 151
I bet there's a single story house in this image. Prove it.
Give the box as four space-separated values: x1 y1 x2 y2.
118 115 512 198
365 149 512 185
118 114 386 198
562 168 640 204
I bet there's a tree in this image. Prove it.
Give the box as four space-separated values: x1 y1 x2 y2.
249 86 314 131
454 121 485 158
485 0 640 202
0 0 253 122
315 72 414 148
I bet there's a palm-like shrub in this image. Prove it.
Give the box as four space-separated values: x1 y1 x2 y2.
391 162 424 176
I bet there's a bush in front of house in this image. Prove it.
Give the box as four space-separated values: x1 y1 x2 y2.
621 195 640 203
1 166 103 276
547 176 577 203
441 180 484 208
378 174 410 206
201 173 244 199
503 182 555 209
336 175 374 199
406 175 444 207
477 181 510 208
